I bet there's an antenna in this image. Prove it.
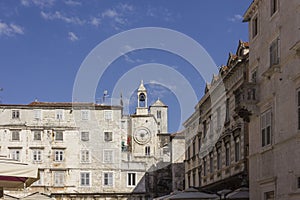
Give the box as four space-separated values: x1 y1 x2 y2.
102 90 109 104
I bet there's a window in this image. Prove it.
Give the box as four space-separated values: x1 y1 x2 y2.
271 0 278 16
55 131 63 141
103 172 113 186
261 109 272 147
192 171 196 186
104 132 113 142
225 143 230 166
55 109 64 120
264 191 275 200
103 150 113 163
157 110 161 119
127 173 136 186
216 107 221 128
203 121 207 137
187 146 190 159
53 171 64 187
54 150 64 161
298 90 300 130
121 121 125 129
252 15 258 38
11 131 20 141
270 37 279 66
34 109 42 120
251 70 257 83
145 146 150 156
80 172 91 186
81 150 90 163
235 138 240 162
12 110 20 119
198 135 201 152
217 148 221 170
203 158 207 176
104 110 112 120
225 99 230 122
81 132 89 141
210 117 214 135
209 153 214 173
297 177 300 189
192 140 196 157
81 110 90 120
33 131 41 141
33 149 42 162
10 149 21 161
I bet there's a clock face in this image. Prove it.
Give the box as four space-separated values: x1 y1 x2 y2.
134 128 151 144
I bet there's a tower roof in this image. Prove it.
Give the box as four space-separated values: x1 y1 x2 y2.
138 80 147 92
151 98 167 107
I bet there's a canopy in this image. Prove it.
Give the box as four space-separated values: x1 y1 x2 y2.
167 188 218 200
0 157 39 189
226 187 249 200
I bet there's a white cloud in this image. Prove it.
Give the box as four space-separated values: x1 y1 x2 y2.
228 14 243 22
102 9 118 18
68 31 78 41
64 0 81 6
0 21 24 36
41 11 85 25
146 6 174 22
21 0 55 8
90 17 101 27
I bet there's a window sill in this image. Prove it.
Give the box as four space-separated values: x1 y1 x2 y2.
260 145 273 154
262 64 281 79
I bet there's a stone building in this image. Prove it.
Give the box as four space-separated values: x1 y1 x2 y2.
0 81 180 199
243 0 300 199
184 41 251 192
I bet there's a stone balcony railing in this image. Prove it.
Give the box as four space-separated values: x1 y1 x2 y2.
234 82 258 122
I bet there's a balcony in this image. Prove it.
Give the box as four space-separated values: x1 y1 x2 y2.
234 83 258 122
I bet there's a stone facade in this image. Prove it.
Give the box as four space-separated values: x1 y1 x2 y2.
184 41 250 192
0 81 182 200
243 0 300 199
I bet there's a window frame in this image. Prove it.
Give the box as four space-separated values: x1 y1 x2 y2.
53 171 64 187
80 172 91 187
55 131 64 141
270 37 280 67
103 150 113 163
209 153 214 173
54 150 64 162
261 109 272 147
81 131 89 141
55 109 64 120
103 172 113 186
32 149 42 162
33 130 42 141
145 146 150 156
104 131 113 142
81 110 90 121
11 130 20 141
127 172 137 187
225 142 230 166
252 15 258 39
34 109 42 120
104 110 112 120
270 0 278 16
235 137 241 162
80 150 90 163
10 149 21 161
12 110 20 119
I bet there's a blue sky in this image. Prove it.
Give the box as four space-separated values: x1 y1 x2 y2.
0 0 252 132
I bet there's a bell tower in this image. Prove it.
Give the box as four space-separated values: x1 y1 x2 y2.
136 80 148 115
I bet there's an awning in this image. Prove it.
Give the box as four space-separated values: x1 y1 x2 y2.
0 157 39 189
226 187 249 200
167 188 218 200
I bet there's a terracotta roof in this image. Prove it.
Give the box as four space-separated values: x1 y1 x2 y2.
0 102 122 109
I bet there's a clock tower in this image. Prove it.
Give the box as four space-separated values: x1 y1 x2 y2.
130 81 169 165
